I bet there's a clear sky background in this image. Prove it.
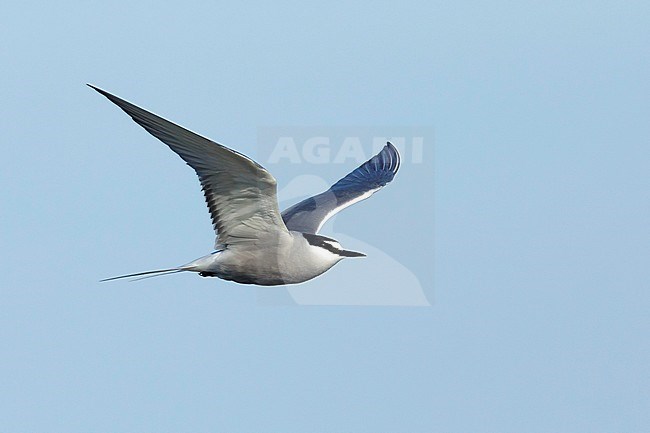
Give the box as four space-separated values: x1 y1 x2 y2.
1 1 649 432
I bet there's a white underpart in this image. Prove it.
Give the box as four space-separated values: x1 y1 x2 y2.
316 187 381 232
311 241 343 261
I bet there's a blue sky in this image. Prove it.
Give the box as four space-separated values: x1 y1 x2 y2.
1 1 649 432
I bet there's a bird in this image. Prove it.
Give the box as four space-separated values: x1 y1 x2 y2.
90 85 400 285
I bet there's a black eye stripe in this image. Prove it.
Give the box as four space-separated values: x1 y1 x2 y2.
302 233 348 257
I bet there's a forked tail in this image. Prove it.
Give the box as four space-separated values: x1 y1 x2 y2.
100 267 191 282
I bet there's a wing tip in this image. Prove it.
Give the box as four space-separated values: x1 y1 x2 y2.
87 84 128 108
385 141 401 174
87 83 107 95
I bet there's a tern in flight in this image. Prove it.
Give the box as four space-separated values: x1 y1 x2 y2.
90 85 400 285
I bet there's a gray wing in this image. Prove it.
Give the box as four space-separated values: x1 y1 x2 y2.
90 85 288 248
281 142 400 234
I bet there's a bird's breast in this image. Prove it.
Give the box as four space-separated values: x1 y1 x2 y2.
207 233 341 285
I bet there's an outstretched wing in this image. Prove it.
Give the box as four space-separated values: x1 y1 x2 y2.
281 142 400 234
90 85 288 248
